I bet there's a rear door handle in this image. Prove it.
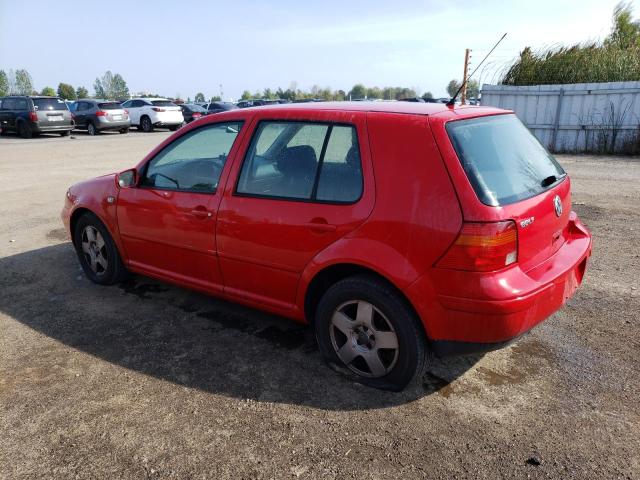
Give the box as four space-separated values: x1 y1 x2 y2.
304 219 337 233
190 207 211 219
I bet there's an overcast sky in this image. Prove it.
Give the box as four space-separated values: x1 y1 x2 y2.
0 0 625 100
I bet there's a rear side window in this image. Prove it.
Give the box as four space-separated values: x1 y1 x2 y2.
98 102 122 110
236 121 362 203
446 114 566 206
33 98 68 111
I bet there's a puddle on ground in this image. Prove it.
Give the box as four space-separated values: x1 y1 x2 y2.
46 228 69 242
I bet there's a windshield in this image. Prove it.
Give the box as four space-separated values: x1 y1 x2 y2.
98 102 123 110
185 104 207 113
446 114 566 206
33 98 68 111
151 100 176 107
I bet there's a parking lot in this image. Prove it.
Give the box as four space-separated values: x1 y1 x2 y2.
0 131 638 479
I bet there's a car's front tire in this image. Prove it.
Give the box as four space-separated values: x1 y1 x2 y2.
60 130 70 137
140 116 153 132
315 275 428 391
119 127 129 134
73 212 129 285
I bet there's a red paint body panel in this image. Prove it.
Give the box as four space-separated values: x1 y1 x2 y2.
62 102 592 352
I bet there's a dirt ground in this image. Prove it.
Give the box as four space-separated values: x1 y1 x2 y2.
0 130 638 479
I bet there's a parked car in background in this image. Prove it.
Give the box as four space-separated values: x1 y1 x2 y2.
120 98 183 132
73 99 130 135
61 101 592 391
203 101 238 114
0 96 74 138
180 103 208 123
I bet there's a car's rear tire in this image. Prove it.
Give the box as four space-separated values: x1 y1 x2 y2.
60 130 70 137
314 275 428 391
18 122 33 139
141 116 153 132
119 127 129 134
87 122 98 136
73 212 129 285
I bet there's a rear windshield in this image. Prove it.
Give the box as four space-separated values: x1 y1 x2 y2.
98 102 122 110
185 104 207 112
33 98 68 111
446 114 566 206
151 100 175 107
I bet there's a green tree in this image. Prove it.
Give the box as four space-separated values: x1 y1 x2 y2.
240 90 252 100
41 86 56 96
112 73 129 99
466 79 480 98
76 86 89 98
210 95 221 101
422 91 434 100
15 69 33 95
0 70 8 97
605 1 640 49
446 79 460 97
366 86 383 99
348 83 367 100
57 83 76 100
194 92 205 102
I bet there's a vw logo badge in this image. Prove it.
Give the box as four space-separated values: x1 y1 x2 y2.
553 195 563 217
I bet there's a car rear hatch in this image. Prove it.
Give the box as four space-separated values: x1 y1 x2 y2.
150 100 183 123
33 98 73 127
444 113 571 272
97 102 128 122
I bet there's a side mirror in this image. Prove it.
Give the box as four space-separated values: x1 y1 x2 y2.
117 169 137 188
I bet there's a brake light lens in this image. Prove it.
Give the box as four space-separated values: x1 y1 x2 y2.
193 112 202 118
437 221 518 271
28 111 38 122
124 109 129 114
152 107 165 112
95 110 107 116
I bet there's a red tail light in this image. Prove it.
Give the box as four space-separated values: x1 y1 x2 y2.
124 109 129 114
437 221 518 272
193 112 202 118
152 107 165 112
28 111 38 122
95 110 107 116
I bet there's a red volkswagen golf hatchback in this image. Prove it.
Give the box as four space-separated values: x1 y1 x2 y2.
62 102 592 390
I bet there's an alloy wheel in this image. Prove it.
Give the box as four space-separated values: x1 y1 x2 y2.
81 226 108 275
329 300 399 378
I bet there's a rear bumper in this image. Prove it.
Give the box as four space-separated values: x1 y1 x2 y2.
33 122 74 133
407 212 592 355
96 119 131 130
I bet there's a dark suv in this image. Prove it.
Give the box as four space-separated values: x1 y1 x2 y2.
0 96 74 138
72 99 130 135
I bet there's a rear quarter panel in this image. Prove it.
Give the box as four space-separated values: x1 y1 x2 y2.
297 112 463 315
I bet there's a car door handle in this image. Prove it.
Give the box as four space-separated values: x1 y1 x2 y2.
304 219 337 233
190 207 212 219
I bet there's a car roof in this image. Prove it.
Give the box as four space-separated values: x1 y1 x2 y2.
131 97 168 101
234 101 505 117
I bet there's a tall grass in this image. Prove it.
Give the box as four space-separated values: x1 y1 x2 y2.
500 44 640 85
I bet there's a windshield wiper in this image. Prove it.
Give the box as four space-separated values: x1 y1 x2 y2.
541 173 566 188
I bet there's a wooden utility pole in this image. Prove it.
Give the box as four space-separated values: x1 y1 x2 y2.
461 48 471 105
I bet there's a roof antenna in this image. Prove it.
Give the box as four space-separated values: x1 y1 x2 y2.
447 33 507 107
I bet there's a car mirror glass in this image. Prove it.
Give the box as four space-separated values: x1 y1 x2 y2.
117 169 137 188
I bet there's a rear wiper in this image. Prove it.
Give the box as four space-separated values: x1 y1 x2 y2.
541 173 566 188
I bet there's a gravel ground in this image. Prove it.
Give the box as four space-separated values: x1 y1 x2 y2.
0 130 638 479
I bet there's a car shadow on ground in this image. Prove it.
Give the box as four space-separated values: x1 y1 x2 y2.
0 242 483 410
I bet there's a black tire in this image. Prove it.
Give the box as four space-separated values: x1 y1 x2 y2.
168 125 180 131
73 212 129 285
18 121 33 139
136 124 143 131
119 127 129 134
87 122 98 136
141 116 153 132
60 130 70 137
315 275 428 391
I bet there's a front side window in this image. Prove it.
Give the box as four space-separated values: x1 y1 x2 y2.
141 122 243 193
236 121 362 202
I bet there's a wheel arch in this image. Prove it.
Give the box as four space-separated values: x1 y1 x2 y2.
302 262 429 339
